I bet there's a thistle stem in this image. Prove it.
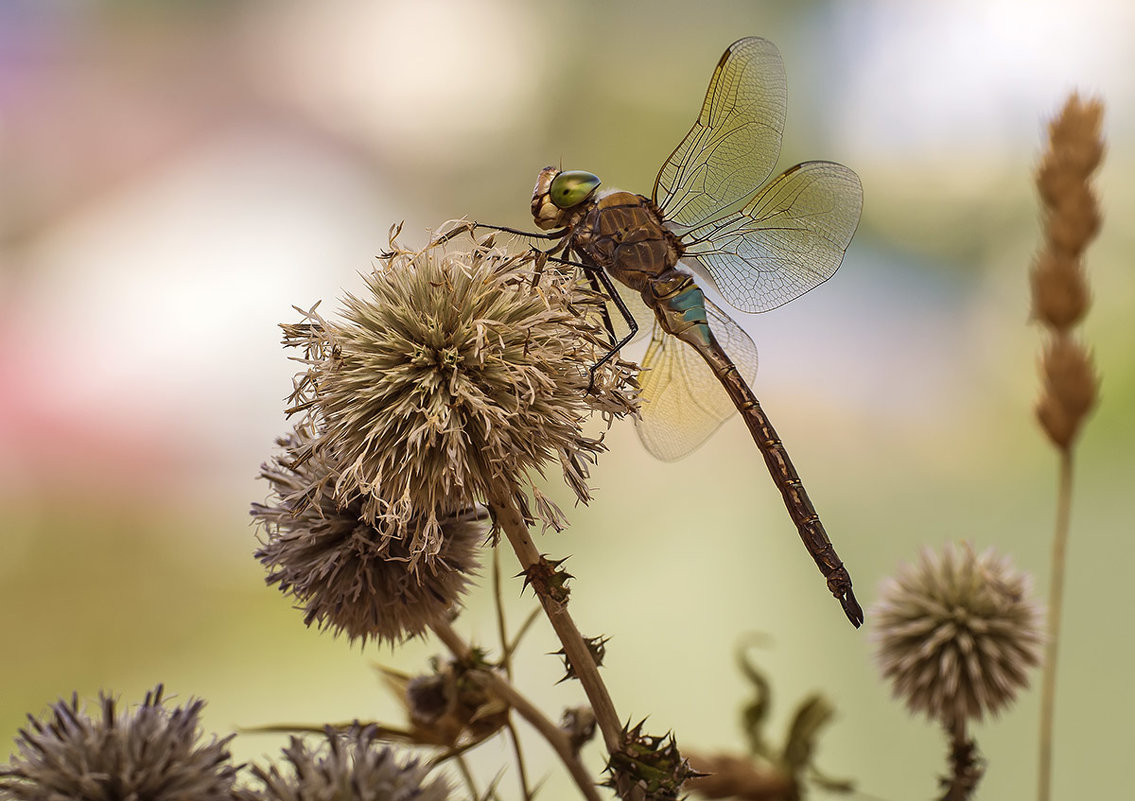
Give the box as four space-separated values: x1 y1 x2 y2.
1038 448 1074 801
941 716 982 801
430 618 602 801
486 487 623 756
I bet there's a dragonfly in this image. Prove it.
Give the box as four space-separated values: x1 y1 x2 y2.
470 37 863 626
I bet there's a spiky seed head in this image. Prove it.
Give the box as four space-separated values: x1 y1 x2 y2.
282 227 637 538
0 686 245 801
604 721 700 801
252 427 485 645
250 725 451 801
872 542 1043 725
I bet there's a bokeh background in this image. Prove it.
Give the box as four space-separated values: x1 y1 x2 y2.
2 0 1133 798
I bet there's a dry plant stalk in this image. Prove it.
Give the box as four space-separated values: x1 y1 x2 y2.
1029 93 1104 801
1030 93 1102 449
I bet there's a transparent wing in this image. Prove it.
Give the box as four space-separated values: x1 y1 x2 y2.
679 161 862 313
653 37 787 229
636 299 758 461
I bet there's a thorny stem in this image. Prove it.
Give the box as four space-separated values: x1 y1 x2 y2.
942 716 982 801
430 618 602 801
1038 448 1074 801
486 486 623 756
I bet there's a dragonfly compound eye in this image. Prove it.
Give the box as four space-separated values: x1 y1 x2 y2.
549 170 601 209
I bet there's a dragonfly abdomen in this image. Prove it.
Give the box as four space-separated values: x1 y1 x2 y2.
648 279 863 627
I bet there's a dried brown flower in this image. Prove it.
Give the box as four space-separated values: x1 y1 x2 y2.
281 226 637 542
250 725 450 801
0 686 245 801
379 657 509 748
252 426 486 645
872 542 1043 726
1030 93 1103 451
1036 336 1098 449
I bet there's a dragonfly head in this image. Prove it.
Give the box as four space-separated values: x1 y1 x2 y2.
531 167 600 230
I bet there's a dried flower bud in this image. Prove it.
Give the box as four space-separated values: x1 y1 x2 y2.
604 721 700 801
560 706 597 755
1036 336 1099 449
250 725 451 801
283 226 637 536
872 543 1043 726
1044 184 1101 257
252 427 485 645
1030 93 1103 453
0 686 244 801
1041 94 1104 182
1028 251 1089 332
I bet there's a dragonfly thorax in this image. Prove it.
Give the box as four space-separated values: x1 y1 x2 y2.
570 191 683 293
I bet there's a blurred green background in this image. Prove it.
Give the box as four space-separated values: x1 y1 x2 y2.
2 0 1132 798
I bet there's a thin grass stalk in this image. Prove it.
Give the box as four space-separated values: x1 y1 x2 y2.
1037 449 1073 801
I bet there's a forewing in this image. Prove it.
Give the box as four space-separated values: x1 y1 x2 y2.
653 37 787 229
636 299 758 461
681 161 862 313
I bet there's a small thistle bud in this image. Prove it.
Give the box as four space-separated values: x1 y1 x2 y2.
0 686 244 801
250 725 451 801
282 226 637 537
560 706 597 755
604 721 700 801
252 427 485 645
872 543 1043 726
555 634 609 684
1036 337 1098 449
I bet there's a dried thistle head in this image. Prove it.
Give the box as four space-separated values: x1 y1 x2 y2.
252 426 486 645
0 686 245 801
283 226 637 537
250 725 451 801
872 542 1043 726
379 656 509 748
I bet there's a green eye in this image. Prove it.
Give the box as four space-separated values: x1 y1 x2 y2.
549 170 600 209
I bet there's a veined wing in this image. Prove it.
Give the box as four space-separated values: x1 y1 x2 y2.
636 298 759 461
653 37 787 229
679 161 862 313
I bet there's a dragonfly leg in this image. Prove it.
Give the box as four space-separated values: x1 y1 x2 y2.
538 254 639 392
580 264 638 390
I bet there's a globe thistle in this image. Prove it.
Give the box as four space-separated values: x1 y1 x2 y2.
249 725 450 801
0 686 244 801
281 226 637 540
252 426 486 645
872 542 1044 725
